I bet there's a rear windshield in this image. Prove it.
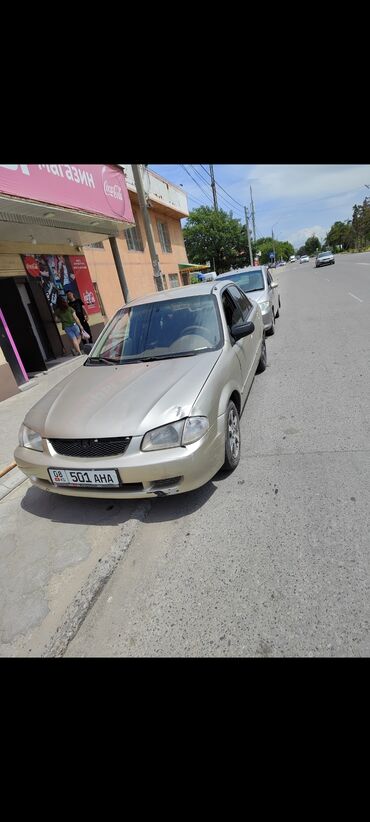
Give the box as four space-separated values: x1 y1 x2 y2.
219 270 265 292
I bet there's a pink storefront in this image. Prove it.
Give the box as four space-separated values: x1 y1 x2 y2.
0 164 133 399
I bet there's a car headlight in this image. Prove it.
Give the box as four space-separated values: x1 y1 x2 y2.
18 424 43 451
141 417 209 451
258 300 271 314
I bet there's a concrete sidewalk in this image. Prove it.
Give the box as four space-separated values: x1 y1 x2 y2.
0 357 83 497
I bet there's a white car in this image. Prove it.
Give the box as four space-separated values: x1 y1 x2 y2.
289 255 296 263
300 255 310 264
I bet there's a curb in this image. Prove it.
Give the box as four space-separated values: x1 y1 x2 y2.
42 501 151 657
0 467 28 500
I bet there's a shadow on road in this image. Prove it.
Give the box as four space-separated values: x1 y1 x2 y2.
20 477 218 526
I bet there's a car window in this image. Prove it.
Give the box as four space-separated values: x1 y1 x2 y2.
266 270 273 286
227 285 253 319
90 294 223 363
221 288 251 342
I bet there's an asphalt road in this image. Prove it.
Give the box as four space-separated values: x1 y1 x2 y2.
64 252 370 657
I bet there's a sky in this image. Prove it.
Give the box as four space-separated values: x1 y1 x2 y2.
149 164 370 250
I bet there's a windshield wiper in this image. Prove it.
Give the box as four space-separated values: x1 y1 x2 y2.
86 356 118 365
125 351 198 363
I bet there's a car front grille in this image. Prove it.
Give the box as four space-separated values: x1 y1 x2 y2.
49 437 131 458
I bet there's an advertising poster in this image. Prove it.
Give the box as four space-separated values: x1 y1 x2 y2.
21 254 98 314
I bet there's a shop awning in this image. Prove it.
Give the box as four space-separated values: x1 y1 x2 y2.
178 263 210 273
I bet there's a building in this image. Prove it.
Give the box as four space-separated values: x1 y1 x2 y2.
0 164 189 401
83 165 189 319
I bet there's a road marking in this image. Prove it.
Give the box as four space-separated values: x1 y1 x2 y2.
348 292 363 302
356 263 370 265
325 278 330 282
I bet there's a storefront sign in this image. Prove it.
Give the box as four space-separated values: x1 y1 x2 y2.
0 164 133 223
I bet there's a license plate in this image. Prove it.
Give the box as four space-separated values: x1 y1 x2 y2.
48 468 120 487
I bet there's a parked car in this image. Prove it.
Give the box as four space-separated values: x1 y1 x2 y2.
289 255 297 263
277 260 286 267
299 255 310 264
217 265 280 335
315 251 335 267
15 282 267 499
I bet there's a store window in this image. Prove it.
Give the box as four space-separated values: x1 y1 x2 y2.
169 273 179 288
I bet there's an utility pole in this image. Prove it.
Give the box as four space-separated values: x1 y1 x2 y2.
131 164 164 291
244 206 254 267
109 237 130 303
250 185 256 242
209 164 218 211
272 228 276 263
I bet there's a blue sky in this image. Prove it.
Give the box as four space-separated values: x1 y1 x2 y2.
149 165 370 250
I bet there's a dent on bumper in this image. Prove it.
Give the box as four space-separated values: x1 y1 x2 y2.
14 418 226 498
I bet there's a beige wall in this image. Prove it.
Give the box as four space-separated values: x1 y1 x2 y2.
84 204 188 320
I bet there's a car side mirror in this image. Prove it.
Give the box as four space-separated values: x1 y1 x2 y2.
231 321 255 340
82 343 93 354
271 281 278 288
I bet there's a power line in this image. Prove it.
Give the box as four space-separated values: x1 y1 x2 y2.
197 164 245 216
179 164 214 205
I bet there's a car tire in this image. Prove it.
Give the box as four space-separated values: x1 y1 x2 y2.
223 400 241 471
256 336 267 373
267 309 275 336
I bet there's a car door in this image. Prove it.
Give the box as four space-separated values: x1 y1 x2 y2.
266 267 279 315
221 285 258 396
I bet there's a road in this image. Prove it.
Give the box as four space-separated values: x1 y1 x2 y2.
2 253 370 656
65 252 370 656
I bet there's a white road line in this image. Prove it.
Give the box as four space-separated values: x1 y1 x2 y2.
348 292 363 303
325 278 330 282
356 262 370 265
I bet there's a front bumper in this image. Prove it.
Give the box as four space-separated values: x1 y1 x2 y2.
315 260 334 267
14 417 226 498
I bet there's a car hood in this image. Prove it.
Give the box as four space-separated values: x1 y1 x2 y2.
24 352 222 439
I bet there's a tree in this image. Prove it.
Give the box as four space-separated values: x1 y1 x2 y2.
183 206 250 274
325 221 353 251
304 235 321 256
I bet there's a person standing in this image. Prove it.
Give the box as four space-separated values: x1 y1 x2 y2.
66 290 92 343
54 296 84 356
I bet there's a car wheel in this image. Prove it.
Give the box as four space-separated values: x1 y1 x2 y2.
256 336 267 373
223 400 241 471
267 309 275 336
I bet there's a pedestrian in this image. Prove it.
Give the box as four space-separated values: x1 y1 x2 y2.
66 290 92 343
54 296 84 356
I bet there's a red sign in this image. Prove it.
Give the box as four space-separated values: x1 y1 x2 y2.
23 256 41 278
68 256 99 315
0 164 133 224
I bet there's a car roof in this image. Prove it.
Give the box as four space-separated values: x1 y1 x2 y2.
125 281 223 308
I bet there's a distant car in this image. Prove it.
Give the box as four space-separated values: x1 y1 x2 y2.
289 255 296 263
315 251 335 268
217 265 280 335
300 255 310 264
277 260 286 267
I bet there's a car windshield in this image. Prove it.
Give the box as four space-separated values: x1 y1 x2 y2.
87 294 223 364
219 270 265 292
319 252 331 257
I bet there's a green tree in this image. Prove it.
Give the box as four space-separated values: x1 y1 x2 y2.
183 206 250 274
325 220 353 251
304 235 321 256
